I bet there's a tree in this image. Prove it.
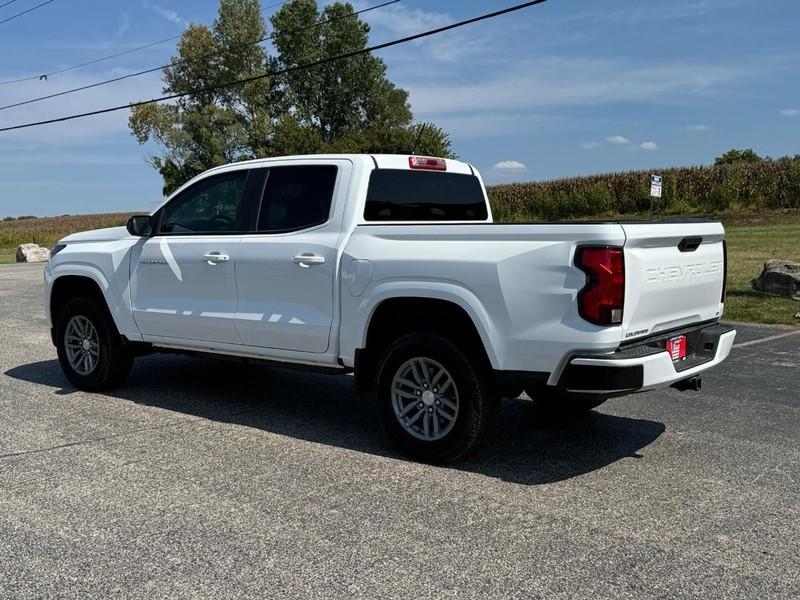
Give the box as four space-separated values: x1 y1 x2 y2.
130 0 452 195
714 148 763 166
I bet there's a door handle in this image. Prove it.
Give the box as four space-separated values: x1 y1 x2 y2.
203 252 230 265
292 254 326 268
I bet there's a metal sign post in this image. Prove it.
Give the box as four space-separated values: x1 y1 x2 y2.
650 174 662 220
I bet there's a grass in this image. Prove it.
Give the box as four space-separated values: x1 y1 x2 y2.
0 248 15 264
723 219 800 325
0 210 797 325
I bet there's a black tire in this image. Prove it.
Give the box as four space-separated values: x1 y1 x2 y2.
526 386 608 415
55 297 134 391
375 331 499 463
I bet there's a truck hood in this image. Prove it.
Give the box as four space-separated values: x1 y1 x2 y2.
60 226 130 244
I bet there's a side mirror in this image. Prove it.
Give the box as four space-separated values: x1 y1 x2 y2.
126 215 154 237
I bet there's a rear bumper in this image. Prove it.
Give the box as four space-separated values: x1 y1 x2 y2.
556 323 736 396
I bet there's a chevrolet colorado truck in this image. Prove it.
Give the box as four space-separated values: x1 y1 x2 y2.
44 154 736 462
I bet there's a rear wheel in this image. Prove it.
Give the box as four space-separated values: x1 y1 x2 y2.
55 297 133 391
376 332 499 463
527 386 608 415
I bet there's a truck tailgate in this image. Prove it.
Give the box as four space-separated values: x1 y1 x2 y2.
621 221 726 342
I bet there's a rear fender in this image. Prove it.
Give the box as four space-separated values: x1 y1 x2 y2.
342 281 502 369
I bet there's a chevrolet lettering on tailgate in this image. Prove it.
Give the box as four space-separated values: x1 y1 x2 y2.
646 260 724 284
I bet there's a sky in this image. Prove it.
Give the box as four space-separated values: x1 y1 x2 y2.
0 0 798 216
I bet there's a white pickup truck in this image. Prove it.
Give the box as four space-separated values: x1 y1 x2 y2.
44 154 735 461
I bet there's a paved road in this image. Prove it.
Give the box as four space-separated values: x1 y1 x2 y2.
1 263 799 598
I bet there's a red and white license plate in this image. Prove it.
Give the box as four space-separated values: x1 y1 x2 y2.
666 335 687 361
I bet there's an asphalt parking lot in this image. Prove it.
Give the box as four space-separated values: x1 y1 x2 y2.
1 263 799 599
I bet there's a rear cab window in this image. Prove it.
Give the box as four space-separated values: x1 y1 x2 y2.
364 169 488 222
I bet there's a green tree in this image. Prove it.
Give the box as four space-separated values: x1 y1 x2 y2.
130 0 452 195
714 148 763 165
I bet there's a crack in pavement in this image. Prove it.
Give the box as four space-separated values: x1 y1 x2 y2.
0 407 265 461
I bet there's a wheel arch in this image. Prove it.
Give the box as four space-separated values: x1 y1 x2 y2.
49 272 119 340
353 294 499 395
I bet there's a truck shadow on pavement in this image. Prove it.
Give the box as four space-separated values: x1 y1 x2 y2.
6 355 665 486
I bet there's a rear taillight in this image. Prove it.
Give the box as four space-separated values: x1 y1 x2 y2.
575 246 625 326
408 156 447 171
721 240 728 302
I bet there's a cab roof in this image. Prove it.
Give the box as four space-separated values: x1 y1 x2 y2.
204 154 475 176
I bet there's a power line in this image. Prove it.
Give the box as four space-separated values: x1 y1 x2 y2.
0 0 56 25
262 0 291 9
0 0 548 134
0 0 401 111
0 35 181 86
0 0 23 10
0 0 291 86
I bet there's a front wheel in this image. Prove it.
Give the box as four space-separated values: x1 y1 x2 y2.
55 297 133 391
375 332 499 463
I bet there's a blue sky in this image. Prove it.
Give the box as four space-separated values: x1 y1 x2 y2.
0 0 798 216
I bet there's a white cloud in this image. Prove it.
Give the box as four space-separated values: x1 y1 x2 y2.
579 141 601 149
640 141 658 151
406 58 745 119
364 6 750 142
554 2 714 27
0 149 141 166
493 160 527 170
152 4 187 28
685 124 711 131
115 12 130 38
607 135 631 145
421 111 567 140
358 2 488 63
359 2 450 36
781 109 800 117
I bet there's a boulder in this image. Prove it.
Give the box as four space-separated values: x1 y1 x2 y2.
751 259 800 298
15 243 50 263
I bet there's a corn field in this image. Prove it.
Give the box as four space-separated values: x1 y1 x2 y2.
487 156 800 221
0 213 133 249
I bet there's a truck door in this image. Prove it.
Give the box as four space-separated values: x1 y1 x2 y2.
130 169 261 345
233 160 351 353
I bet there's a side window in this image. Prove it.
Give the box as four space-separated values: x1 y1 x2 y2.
160 171 250 234
257 165 337 232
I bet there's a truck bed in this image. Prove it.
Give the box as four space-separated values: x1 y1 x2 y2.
340 219 726 377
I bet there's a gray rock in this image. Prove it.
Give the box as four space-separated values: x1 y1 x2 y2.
15 243 50 263
752 259 800 298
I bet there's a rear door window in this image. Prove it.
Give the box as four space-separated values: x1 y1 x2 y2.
364 169 488 221
257 165 338 232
